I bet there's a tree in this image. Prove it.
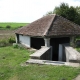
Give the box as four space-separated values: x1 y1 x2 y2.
46 3 80 25
76 6 80 14
53 3 69 17
46 11 53 15
75 7 80 25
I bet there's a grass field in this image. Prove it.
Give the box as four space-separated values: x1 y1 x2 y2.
0 22 29 29
0 46 80 80
0 22 27 39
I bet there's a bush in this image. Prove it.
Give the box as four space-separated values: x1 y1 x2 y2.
0 26 3 28
13 43 19 48
0 39 8 47
19 26 23 28
18 44 25 49
75 40 80 47
13 43 25 49
0 36 16 47
8 36 16 43
6 25 11 28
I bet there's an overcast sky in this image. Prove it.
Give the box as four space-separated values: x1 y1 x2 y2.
0 0 80 23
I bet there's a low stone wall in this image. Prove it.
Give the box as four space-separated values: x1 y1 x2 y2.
64 45 80 63
40 47 52 60
30 46 52 60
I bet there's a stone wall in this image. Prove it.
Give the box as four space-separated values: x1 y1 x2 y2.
30 46 52 60
64 45 80 63
19 35 30 47
40 47 52 60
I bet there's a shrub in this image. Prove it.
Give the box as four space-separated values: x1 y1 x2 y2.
0 36 16 47
0 26 3 28
19 26 23 28
13 43 19 48
75 40 80 47
18 44 25 49
6 25 11 28
8 36 16 43
0 39 8 47
13 43 24 49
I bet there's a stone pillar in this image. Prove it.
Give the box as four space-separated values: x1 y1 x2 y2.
15 34 19 43
15 34 17 43
58 44 63 61
44 38 50 47
70 36 75 47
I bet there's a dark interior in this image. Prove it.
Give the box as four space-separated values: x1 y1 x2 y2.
31 37 45 49
50 37 70 61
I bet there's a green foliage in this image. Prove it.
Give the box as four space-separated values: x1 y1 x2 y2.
74 7 80 25
46 11 53 15
74 36 80 52
46 3 80 25
13 43 19 48
54 3 69 17
0 26 3 28
13 43 25 49
76 6 80 14
0 36 16 47
8 36 16 43
53 3 78 23
76 36 80 40
6 25 11 28
0 39 8 47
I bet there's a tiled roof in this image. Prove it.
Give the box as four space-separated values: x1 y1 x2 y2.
16 14 80 37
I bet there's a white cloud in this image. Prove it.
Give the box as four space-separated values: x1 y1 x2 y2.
0 0 80 23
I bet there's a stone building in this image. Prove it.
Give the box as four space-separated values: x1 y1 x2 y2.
15 14 80 61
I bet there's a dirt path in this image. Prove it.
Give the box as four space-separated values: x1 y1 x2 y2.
0 30 15 34
0 30 16 39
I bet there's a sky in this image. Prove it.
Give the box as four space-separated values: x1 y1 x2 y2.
0 0 80 23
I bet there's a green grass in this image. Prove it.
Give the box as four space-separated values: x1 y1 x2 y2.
0 46 80 80
0 22 29 29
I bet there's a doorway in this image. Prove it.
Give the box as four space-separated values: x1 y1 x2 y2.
31 37 45 49
50 37 70 61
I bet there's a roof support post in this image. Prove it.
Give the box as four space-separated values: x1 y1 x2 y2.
44 38 50 47
15 34 19 43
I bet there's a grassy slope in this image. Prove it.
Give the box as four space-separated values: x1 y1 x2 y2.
0 46 80 80
0 46 33 80
0 22 29 29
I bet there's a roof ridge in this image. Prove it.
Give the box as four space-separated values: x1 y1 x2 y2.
57 15 80 34
43 14 56 36
58 15 80 28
